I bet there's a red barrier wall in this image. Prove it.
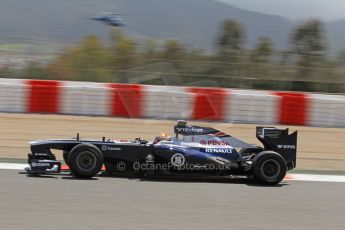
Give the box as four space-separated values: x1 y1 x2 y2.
275 92 309 125
27 80 61 113
189 88 228 120
109 84 143 118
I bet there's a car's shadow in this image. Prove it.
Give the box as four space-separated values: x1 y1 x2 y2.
24 173 59 179
20 171 98 180
61 176 99 180
101 173 289 187
20 171 289 187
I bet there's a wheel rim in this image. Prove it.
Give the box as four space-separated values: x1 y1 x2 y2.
261 159 281 180
76 151 97 172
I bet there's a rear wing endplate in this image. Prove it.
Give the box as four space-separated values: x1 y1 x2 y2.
256 127 297 170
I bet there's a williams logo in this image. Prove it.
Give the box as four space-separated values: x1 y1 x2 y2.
205 148 232 154
176 127 203 133
277 145 296 149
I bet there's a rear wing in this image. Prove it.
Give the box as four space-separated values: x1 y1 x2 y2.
256 127 297 170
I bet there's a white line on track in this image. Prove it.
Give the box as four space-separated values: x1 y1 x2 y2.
286 174 345 183
0 163 28 170
1 163 345 183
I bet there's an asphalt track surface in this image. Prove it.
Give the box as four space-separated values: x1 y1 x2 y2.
0 169 344 230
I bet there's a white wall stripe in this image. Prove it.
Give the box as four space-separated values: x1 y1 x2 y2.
225 90 279 124
60 84 111 116
142 85 194 119
308 94 345 127
0 83 28 113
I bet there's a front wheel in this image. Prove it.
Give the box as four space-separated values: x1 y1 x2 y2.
68 144 103 179
251 151 287 185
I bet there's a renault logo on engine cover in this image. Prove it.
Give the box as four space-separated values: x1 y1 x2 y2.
205 148 232 154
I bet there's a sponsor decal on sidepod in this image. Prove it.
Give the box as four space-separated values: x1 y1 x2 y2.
200 140 230 146
101 145 122 151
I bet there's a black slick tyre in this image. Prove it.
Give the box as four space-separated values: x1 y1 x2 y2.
68 144 103 179
251 151 287 185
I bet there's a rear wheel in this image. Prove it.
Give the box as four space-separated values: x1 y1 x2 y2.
251 151 287 185
68 144 103 179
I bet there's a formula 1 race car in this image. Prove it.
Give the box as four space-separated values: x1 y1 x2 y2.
26 121 297 185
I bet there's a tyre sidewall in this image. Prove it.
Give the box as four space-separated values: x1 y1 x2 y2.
68 144 103 178
252 151 287 185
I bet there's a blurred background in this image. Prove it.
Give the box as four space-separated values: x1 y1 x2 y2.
0 0 345 93
1 3 345 229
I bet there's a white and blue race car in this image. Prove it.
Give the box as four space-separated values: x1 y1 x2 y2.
27 121 297 185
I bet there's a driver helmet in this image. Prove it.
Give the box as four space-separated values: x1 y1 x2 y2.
153 133 171 144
